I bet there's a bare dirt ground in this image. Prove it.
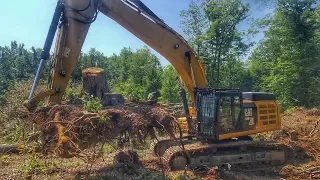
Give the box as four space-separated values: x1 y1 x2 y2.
0 107 319 180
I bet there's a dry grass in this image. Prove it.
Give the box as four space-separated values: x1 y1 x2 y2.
0 79 47 144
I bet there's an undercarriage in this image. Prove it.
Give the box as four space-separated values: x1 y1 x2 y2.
152 137 292 170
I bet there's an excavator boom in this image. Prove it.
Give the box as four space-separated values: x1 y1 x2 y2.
25 0 207 111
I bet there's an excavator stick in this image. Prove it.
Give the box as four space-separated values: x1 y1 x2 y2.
28 1 63 99
25 0 98 111
24 1 64 111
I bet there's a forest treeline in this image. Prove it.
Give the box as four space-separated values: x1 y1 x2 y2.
180 0 320 109
0 0 319 110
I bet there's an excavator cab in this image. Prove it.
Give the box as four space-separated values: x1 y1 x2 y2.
191 88 281 140
196 88 244 140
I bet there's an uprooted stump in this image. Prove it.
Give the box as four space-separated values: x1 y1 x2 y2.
29 103 177 158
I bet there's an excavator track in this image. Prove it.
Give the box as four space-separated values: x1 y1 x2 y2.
151 136 195 156
155 139 293 170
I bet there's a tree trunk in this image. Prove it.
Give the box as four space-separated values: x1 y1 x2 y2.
82 67 110 99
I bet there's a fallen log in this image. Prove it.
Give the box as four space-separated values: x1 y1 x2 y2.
0 132 42 154
0 143 23 154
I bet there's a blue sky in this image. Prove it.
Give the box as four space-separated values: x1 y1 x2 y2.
0 0 272 66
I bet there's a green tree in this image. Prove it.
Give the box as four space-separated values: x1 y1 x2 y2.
180 0 208 56
113 47 133 84
160 65 181 103
115 46 162 101
219 54 253 91
249 0 320 109
180 0 252 89
0 41 42 97
204 0 250 88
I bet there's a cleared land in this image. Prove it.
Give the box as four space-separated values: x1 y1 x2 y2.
0 106 319 180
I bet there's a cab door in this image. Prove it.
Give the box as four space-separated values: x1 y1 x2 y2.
196 91 218 139
216 92 244 135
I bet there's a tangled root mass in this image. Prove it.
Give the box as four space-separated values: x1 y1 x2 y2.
29 103 177 158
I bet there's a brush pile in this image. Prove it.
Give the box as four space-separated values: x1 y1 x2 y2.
159 103 185 117
29 102 178 158
255 107 320 179
275 108 320 159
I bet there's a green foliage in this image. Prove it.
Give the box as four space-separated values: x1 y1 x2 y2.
0 42 48 142
98 113 108 123
0 154 10 167
172 174 193 180
219 56 253 90
84 96 102 113
103 143 116 154
180 0 208 55
180 0 252 89
248 0 320 109
113 46 162 101
284 106 298 115
72 46 163 102
116 81 146 101
1 126 28 144
204 0 251 88
160 65 181 103
24 154 47 175
84 96 108 122
0 41 45 95
64 83 83 105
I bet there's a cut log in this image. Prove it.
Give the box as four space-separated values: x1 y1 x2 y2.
0 143 23 153
0 132 42 154
82 67 110 99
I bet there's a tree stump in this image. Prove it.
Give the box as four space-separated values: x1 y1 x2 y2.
82 67 110 99
82 67 125 106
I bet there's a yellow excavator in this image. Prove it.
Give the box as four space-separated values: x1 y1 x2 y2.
24 0 287 170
